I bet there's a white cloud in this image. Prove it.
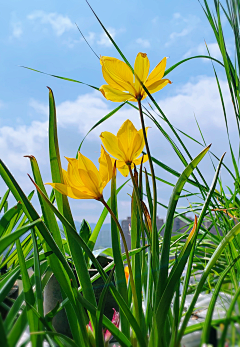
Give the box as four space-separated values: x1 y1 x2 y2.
27 11 75 36
11 21 23 38
158 76 233 129
97 27 116 47
166 13 200 46
136 38 150 48
0 120 48 172
29 99 48 115
29 91 139 136
173 13 181 20
169 28 190 41
152 16 159 24
29 76 234 140
183 42 228 60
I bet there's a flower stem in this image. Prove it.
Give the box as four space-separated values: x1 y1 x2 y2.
100 198 140 323
128 165 150 242
137 99 158 278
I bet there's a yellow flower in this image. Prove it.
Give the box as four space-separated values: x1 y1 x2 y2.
46 146 112 200
100 119 148 177
124 266 129 284
99 53 171 102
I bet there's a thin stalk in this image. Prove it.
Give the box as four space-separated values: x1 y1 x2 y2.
100 198 140 325
137 99 158 278
128 165 151 243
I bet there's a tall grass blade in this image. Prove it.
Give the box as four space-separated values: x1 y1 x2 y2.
156 145 211 305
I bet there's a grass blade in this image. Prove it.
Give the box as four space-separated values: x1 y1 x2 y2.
156 145 211 306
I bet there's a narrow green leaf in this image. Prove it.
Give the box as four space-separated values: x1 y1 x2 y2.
48 87 94 342
0 189 10 213
21 66 98 90
77 102 126 152
26 155 63 251
0 267 20 305
31 332 79 347
79 219 91 244
164 55 224 77
110 163 129 338
31 179 146 347
31 228 44 341
0 219 41 254
0 314 9 347
16 239 38 347
219 286 240 346
0 202 22 237
96 267 115 347
88 179 130 251
156 145 211 306
201 255 240 344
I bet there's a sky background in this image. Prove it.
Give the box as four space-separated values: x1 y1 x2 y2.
1 0 237 223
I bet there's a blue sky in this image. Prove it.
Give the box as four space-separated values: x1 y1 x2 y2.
1 0 236 223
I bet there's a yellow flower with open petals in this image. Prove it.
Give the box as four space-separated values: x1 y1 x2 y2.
99 53 171 102
46 146 112 200
100 119 148 177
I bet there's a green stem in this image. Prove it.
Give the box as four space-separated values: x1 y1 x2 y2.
128 165 151 242
100 198 140 323
137 99 158 277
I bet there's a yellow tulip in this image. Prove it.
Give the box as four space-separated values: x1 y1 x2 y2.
46 146 112 200
100 119 148 177
99 52 171 102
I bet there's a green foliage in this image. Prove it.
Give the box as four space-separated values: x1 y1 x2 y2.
1 0 240 346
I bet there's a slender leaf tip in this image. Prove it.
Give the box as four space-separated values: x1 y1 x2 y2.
24 155 36 161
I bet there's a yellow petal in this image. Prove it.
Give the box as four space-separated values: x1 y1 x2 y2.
130 128 149 160
143 79 171 99
134 53 150 96
132 154 149 166
100 131 126 161
117 119 137 156
115 160 131 177
65 157 84 188
46 183 95 199
78 169 102 199
100 85 136 102
98 145 113 188
100 56 136 95
117 165 130 177
78 152 101 181
62 169 70 185
145 57 167 86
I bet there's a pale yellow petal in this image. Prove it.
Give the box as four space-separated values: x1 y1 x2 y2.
78 152 101 181
145 57 167 85
78 169 102 199
117 165 130 177
100 56 136 95
132 154 149 166
100 85 136 102
100 131 126 161
144 79 171 97
65 157 84 187
134 53 150 96
131 128 149 160
46 183 95 199
115 160 131 177
115 160 127 168
117 119 137 156
99 145 113 188
62 169 70 185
